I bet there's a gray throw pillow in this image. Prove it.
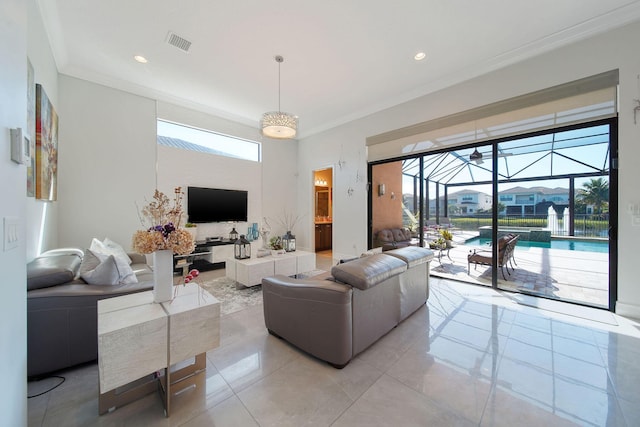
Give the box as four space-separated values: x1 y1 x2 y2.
80 249 139 285
81 255 120 285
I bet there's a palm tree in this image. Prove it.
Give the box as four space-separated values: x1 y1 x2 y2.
577 178 609 214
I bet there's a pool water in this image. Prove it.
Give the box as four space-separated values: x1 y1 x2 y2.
465 237 609 253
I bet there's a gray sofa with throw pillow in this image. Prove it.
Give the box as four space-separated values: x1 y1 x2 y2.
27 245 154 378
262 246 433 368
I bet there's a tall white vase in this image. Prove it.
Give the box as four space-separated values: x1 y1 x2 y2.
153 249 173 303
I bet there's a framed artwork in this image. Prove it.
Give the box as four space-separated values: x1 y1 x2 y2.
26 58 35 196
35 83 58 201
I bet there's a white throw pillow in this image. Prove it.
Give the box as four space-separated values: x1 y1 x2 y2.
81 248 138 285
90 237 133 265
103 237 133 265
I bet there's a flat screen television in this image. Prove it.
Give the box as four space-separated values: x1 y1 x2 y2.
187 186 248 223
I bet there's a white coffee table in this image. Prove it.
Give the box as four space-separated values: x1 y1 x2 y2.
98 283 220 416
225 250 316 287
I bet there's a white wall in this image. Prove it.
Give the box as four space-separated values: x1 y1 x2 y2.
0 0 28 423
261 137 300 242
156 102 299 244
299 21 640 316
156 144 263 239
57 75 157 250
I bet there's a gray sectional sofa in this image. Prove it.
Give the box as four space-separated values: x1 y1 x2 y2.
262 246 433 368
27 249 153 378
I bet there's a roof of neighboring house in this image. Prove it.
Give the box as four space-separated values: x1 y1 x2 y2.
449 189 490 196
500 186 568 195
157 135 233 157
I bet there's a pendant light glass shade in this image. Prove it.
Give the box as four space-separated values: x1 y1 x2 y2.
261 111 298 139
262 55 298 139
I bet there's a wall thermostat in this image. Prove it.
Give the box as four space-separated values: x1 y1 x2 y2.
10 128 30 165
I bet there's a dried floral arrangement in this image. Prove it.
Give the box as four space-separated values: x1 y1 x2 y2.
132 187 195 255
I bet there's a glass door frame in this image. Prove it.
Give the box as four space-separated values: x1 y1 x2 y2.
368 117 618 311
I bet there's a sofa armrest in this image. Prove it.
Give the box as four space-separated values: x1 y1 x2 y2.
27 254 82 291
262 275 353 366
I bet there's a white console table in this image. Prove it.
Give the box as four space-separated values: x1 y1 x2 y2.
225 250 316 287
97 284 220 416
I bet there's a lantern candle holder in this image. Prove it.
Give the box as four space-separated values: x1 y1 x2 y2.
282 231 296 252
234 235 251 259
229 227 239 241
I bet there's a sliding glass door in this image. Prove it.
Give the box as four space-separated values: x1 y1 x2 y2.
494 122 614 308
369 119 616 310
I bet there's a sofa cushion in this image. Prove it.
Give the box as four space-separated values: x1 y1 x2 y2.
376 229 394 243
385 246 434 268
27 254 82 291
391 228 412 242
331 254 406 290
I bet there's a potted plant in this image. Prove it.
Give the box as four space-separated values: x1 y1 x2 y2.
429 237 445 249
269 236 285 256
439 229 453 248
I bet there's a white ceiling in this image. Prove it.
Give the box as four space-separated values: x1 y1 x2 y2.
38 0 640 139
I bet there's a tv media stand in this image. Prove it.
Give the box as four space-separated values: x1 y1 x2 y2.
179 240 235 272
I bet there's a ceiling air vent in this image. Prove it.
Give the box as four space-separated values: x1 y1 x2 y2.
166 31 192 53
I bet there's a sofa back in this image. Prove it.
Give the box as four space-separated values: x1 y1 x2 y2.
385 247 433 318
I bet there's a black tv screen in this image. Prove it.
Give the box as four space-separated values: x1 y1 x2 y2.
187 187 248 223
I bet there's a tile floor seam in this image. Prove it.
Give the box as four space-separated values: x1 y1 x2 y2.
227 391 263 427
388 372 481 426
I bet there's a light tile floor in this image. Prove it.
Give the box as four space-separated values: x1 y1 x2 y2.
28 254 640 426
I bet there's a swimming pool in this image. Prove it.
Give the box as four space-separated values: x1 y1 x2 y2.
464 237 609 253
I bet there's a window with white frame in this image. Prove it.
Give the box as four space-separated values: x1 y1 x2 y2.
157 120 261 162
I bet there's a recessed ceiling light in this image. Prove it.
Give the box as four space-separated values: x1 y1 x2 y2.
414 52 426 61
134 55 148 64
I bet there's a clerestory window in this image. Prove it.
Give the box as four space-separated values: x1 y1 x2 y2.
157 120 261 162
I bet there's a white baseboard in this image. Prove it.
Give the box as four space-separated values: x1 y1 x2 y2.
615 301 640 321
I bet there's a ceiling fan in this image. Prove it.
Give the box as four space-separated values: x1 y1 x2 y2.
469 148 512 165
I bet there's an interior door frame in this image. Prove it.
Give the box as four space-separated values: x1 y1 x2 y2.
312 165 335 253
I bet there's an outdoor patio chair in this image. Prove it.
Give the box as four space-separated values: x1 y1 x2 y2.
467 234 519 280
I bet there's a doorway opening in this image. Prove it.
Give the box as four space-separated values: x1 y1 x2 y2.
313 168 333 260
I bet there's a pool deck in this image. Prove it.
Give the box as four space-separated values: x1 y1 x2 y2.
428 230 609 308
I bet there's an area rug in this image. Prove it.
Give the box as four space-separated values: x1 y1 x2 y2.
199 270 326 316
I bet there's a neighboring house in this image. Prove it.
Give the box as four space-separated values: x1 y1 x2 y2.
499 186 569 216
424 186 571 217
430 189 492 215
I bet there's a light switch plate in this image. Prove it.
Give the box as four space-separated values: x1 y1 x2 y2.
10 128 29 164
3 217 19 251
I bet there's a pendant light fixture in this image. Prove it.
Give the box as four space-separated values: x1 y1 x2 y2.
261 55 298 139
